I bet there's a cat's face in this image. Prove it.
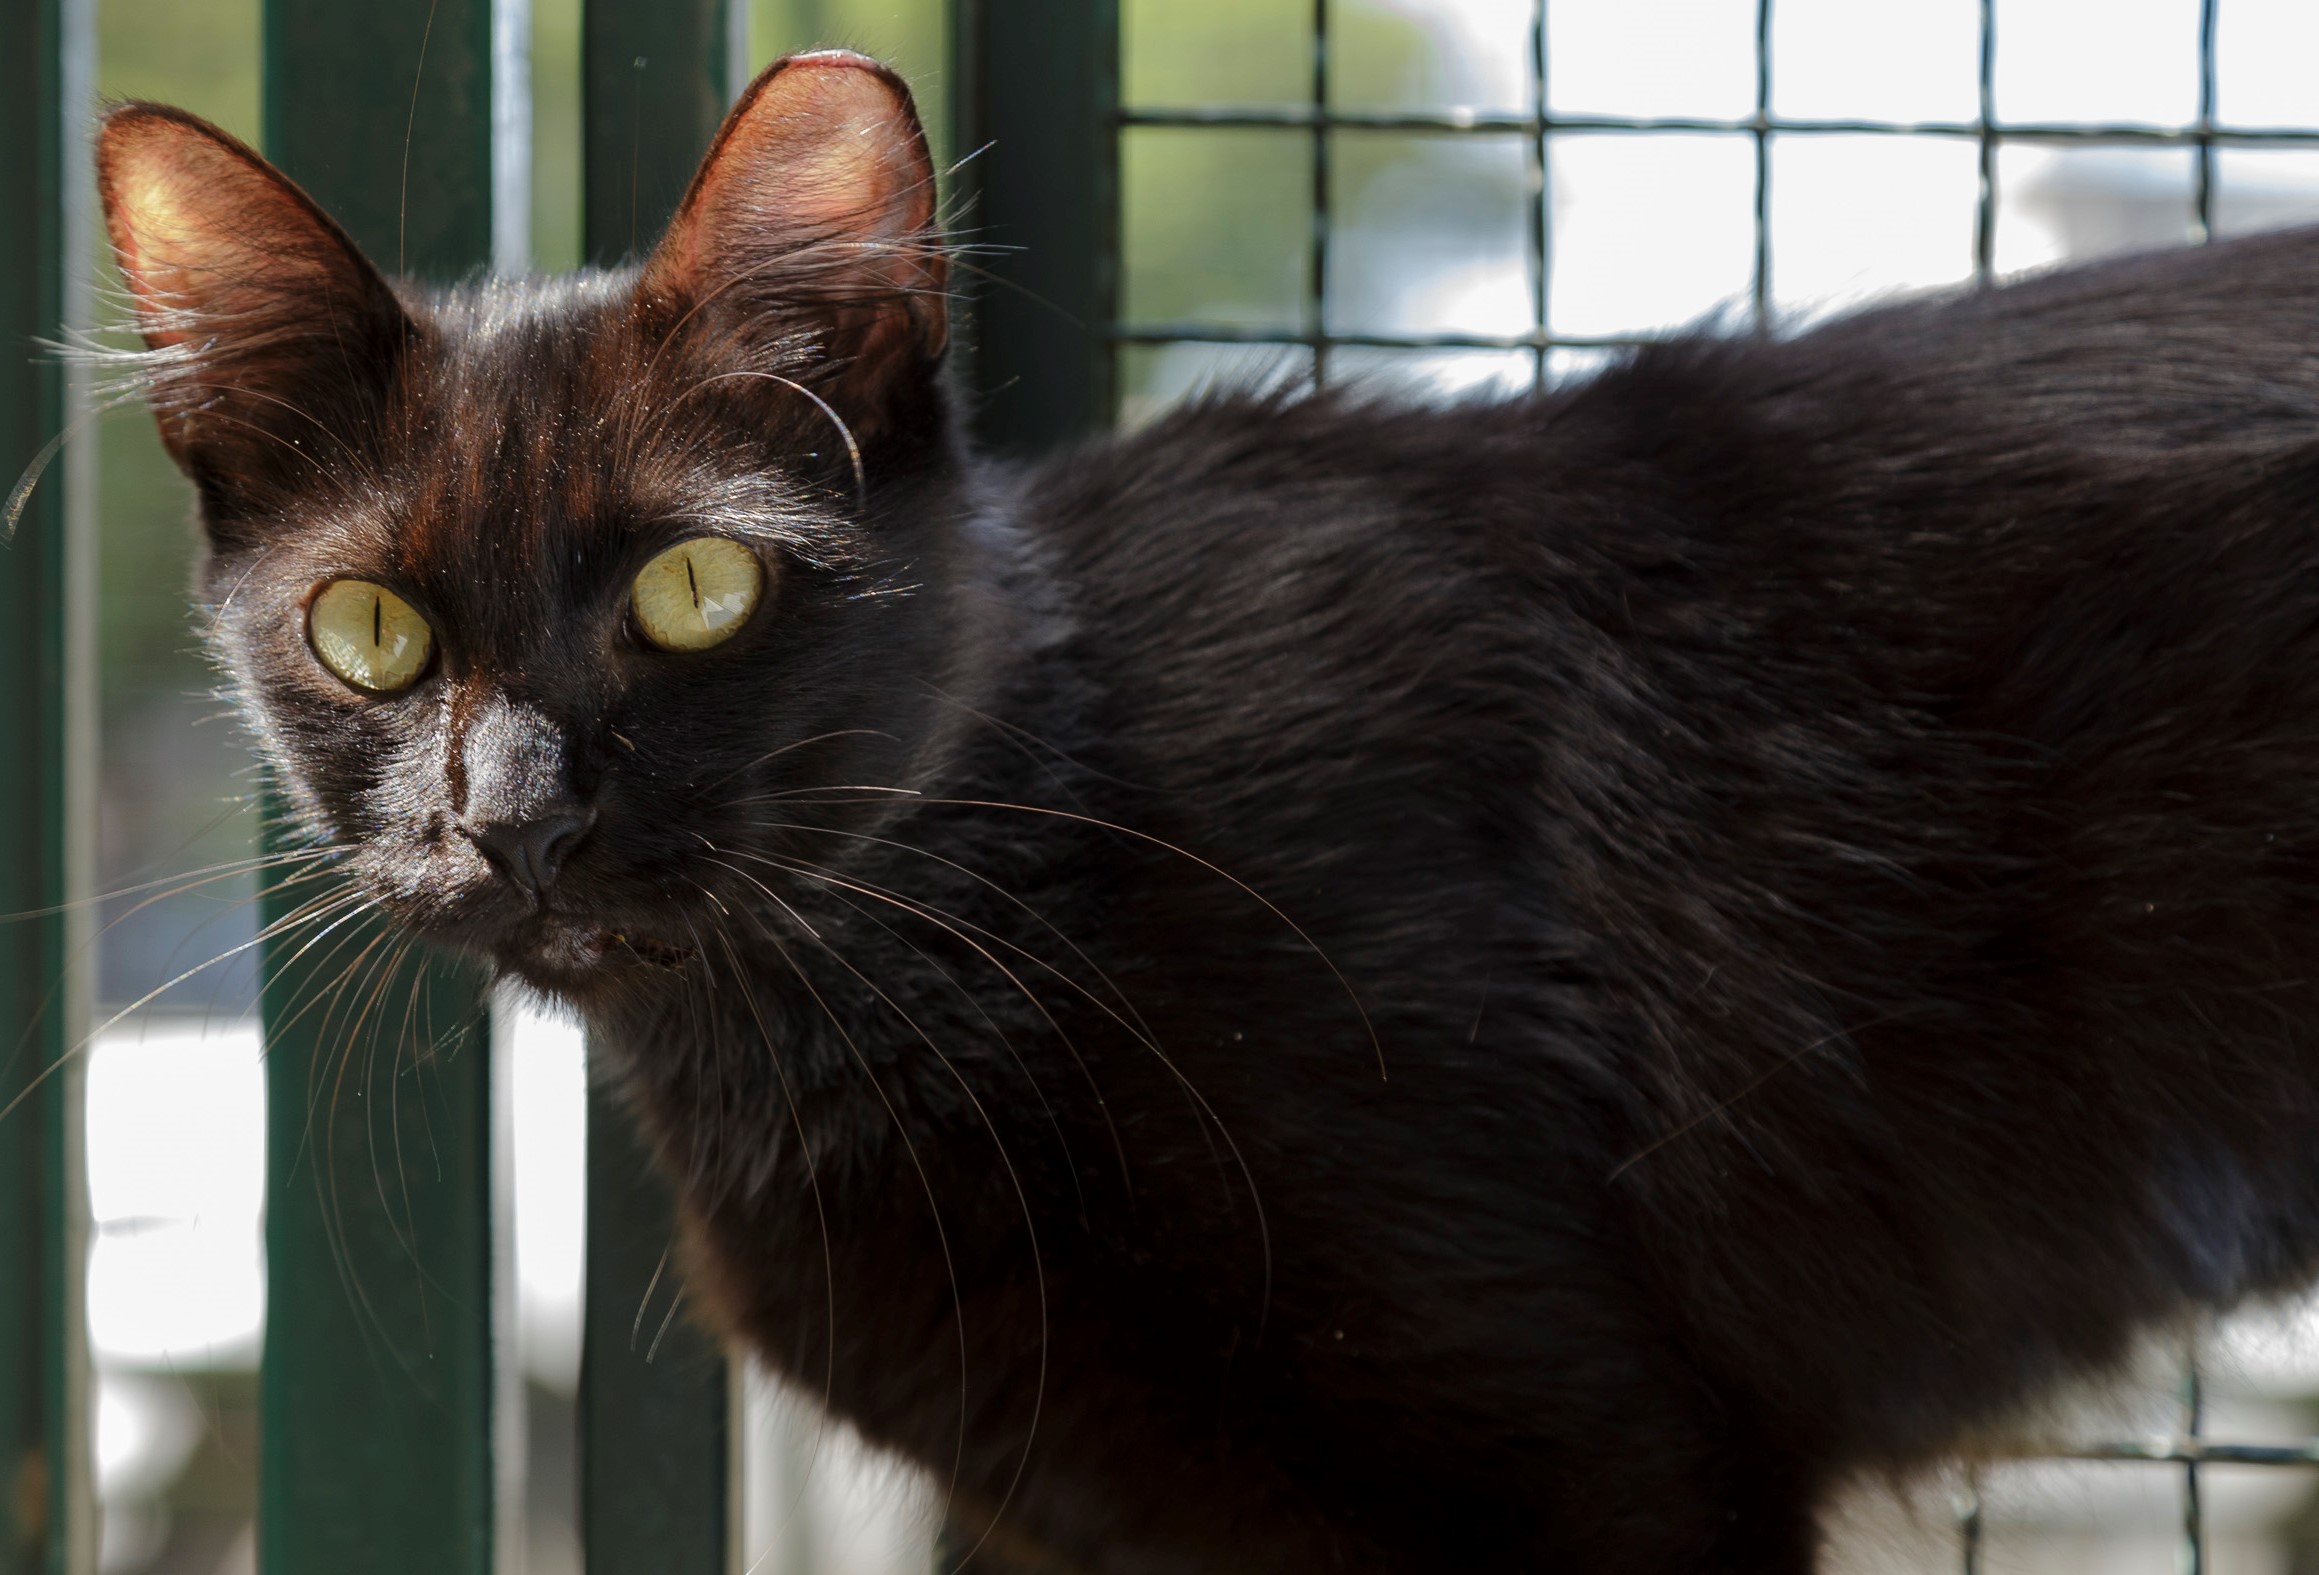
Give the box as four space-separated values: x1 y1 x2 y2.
97 54 955 1004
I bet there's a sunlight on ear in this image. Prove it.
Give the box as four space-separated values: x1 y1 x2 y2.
100 114 315 353
111 165 188 251
106 160 216 319
746 0 949 170
691 54 933 248
784 132 909 232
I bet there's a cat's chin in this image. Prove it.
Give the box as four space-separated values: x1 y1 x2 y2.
493 914 697 998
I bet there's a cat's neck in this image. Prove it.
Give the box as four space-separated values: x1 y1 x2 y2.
896 457 1073 797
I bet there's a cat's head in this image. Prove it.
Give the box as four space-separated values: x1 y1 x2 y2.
97 52 964 1002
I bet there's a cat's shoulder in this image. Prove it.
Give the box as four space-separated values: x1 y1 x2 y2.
1015 377 1570 525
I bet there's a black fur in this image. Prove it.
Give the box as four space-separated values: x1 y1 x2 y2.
97 55 2319 1575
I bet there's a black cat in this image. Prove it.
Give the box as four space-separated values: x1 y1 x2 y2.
94 47 2319 1574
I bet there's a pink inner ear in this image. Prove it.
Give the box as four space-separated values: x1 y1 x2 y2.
96 105 408 479
98 107 372 354
646 51 946 351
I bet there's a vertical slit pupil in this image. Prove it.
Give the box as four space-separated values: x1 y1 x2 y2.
685 552 701 611
372 592 382 647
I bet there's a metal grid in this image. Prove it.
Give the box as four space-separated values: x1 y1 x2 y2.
1115 0 2319 382
1111 4 2319 1570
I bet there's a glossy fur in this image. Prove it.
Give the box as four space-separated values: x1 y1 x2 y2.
97 52 2319 1575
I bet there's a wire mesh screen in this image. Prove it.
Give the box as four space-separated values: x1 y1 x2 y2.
1114 0 2319 401
1113 3 2319 1571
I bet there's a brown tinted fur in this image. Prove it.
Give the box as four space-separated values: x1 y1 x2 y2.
95 48 2319 1575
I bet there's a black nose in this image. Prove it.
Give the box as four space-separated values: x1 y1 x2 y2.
468 807 596 899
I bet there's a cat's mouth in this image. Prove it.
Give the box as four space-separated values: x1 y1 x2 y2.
601 931 696 970
495 913 697 987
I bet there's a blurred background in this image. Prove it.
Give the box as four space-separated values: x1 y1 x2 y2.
79 0 2319 1572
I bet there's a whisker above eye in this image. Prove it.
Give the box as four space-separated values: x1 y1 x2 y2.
697 728 903 794
718 781 921 807
648 369 868 509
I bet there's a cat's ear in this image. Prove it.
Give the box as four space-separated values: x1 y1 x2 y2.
97 104 411 513
641 51 947 441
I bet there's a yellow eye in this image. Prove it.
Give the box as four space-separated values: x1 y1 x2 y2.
631 537 764 652
307 579 434 693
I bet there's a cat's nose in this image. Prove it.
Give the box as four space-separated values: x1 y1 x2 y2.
468 806 596 900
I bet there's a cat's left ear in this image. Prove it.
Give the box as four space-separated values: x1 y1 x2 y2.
96 104 412 521
642 51 947 441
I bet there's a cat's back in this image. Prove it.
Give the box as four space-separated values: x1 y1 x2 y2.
1005 222 2319 788
1033 220 2319 561
990 226 2319 1064
1777 219 2319 454
898 218 2319 1551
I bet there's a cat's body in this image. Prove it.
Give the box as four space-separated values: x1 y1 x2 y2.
92 53 2319 1575
638 241 2319 1572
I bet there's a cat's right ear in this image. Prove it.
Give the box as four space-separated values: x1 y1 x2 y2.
97 105 411 517
639 52 948 447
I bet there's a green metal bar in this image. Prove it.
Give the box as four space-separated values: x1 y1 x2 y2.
950 0 1120 450
0 0 92 1568
258 6 499 1571
256 926 494 1575
936 9 1118 1568
578 6 737 1567
581 1091 732 1572
266 3 497 279
582 0 742 264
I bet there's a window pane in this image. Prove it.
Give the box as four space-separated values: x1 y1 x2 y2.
1770 136 1979 321
1550 133 1756 336
1547 345 1623 384
1123 127 1310 328
1772 0 1979 124
1330 0 1530 115
2216 0 2319 128
1330 344 1536 397
1329 131 1533 336
1992 143 2195 276
2214 147 2319 239
1124 0 1308 106
1549 0 1756 120
1973 1458 2183 1574
1992 0 2199 127
1118 343 1316 430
